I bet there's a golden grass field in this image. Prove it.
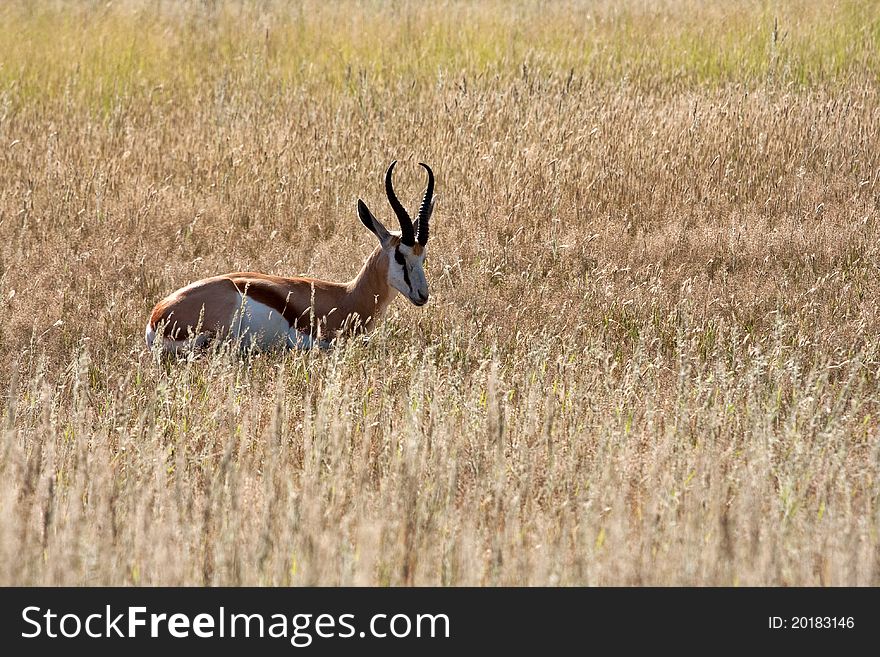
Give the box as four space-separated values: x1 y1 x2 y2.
1 0 879 585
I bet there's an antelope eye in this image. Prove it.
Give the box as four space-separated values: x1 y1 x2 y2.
394 249 406 266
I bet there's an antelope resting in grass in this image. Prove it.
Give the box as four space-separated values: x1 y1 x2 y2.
145 161 436 354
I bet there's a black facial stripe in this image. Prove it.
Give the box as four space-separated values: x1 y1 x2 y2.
395 248 412 289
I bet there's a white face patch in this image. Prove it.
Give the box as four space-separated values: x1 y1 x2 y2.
389 243 429 306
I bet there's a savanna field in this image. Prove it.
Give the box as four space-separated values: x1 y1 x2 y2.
1 0 879 585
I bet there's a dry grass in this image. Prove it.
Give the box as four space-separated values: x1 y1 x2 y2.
1 0 879 585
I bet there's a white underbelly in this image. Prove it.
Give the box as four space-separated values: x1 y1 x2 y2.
147 298 329 354
232 297 294 349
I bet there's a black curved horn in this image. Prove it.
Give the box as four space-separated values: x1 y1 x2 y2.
385 161 415 246
416 162 434 246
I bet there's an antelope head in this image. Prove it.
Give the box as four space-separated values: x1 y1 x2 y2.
357 161 436 306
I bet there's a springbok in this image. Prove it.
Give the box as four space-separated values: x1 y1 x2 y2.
145 161 435 354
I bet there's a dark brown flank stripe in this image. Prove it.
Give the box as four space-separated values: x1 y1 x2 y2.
234 282 299 328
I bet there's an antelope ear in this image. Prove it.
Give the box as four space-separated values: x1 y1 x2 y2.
427 194 439 216
357 199 394 246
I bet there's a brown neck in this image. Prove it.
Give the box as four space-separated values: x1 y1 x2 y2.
338 246 396 334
